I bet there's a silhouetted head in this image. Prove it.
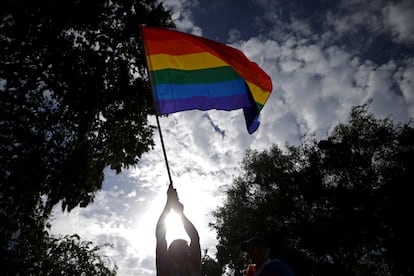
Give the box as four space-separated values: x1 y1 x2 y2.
168 239 191 264
241 237 270 265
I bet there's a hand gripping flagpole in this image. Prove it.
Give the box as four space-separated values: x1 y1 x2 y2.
155 114 173 187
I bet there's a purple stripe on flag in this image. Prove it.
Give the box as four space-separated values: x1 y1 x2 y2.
157 94 252 114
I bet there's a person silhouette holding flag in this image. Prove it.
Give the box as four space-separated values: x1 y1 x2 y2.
156 184 201 276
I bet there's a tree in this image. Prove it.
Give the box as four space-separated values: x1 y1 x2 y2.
0 0 173 273
202 249 223 276
31 234 117 276
211 105 414 275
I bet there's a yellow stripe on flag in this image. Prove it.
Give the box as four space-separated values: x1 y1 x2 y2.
246 81 271 106
147 52 229 71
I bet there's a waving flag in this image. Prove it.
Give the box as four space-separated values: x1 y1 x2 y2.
141 26 272 134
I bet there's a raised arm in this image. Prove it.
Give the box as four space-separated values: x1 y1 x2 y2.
155 200 169 246
155 184 177 276
175 201 202 270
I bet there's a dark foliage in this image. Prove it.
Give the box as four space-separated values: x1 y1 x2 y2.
202 250 223 276
0 0 173 273
212 105 414 276
32 234 117 275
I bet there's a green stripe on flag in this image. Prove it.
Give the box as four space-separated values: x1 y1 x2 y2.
151 66 242 85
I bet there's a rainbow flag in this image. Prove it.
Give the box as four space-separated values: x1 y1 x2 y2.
141 26 272 134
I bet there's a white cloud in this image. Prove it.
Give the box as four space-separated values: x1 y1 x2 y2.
161 0 202 35
50 168 162 275
364 60 413 120
228 28 242 43
396 59 414 116
383 0 414 44
322 0 414 46
234 20 413 144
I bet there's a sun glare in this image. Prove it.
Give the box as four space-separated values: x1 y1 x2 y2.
129 180 218 258
165 210 188 244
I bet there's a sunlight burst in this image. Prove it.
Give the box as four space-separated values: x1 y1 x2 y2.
165 210 188 244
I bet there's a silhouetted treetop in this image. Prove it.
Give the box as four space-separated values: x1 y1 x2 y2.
212 105 413 276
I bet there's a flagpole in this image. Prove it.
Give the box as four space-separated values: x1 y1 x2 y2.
141 25 174 187
155 114 173 186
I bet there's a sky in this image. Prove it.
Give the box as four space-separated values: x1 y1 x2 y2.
50 0 414 275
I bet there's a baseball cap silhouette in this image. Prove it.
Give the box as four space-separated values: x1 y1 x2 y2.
241 237 269 251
